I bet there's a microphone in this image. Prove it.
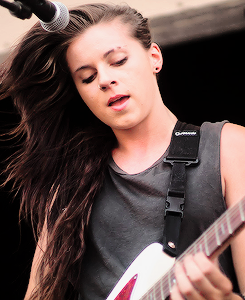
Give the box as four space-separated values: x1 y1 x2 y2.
19 0 69 32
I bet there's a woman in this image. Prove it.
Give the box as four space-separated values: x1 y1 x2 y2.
0 3 245 300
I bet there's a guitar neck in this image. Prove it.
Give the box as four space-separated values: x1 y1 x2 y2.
141 197 245 300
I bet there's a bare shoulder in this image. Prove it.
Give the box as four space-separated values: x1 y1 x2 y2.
220 122 245 206
220 122 245 164
221 122 245 141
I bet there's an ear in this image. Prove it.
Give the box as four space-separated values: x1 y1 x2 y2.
149 43 163 74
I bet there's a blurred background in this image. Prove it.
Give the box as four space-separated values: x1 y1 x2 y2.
1 0 245 299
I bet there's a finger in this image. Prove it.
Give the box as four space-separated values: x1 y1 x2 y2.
170 284 185 300
192 252 233 296
183 253 233 300
174 261 204 300
183 254 216 299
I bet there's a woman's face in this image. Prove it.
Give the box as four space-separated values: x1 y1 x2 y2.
66 19 162 132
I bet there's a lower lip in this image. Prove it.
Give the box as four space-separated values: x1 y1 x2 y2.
109 96 130 111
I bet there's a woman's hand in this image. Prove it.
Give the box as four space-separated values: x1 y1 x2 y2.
170 252 236 300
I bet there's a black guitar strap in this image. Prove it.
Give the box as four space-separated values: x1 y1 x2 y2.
163 121 200 257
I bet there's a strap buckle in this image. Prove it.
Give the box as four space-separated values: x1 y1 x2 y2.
165 194 185 218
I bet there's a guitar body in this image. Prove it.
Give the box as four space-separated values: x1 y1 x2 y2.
106 243 175 300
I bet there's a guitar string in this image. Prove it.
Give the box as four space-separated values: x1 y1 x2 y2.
139 198 245 300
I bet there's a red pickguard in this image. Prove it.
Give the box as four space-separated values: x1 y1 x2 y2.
114 275 138 300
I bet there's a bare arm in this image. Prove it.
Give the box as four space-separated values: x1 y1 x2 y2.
220 123 245 293
24 186 59 300
24 222 48 300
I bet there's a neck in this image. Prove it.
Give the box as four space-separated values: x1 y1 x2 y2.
112 103 177 174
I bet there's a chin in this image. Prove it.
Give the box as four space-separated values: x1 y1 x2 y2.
111 121 141 131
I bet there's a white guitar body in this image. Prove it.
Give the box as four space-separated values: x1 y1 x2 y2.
106 243 175 300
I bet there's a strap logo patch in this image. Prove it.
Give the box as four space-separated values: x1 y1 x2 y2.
175 131 198 137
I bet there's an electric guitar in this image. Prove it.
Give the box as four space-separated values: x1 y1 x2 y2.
106 196 245 300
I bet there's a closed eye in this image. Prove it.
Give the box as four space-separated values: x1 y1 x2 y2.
81 57 127 84
82 73 97 84
112 57 128 66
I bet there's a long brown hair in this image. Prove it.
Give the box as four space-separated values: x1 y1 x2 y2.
0 3 152 299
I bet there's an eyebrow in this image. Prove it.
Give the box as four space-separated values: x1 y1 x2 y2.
74 47 124 73
75 64 91 73
103 48 115 59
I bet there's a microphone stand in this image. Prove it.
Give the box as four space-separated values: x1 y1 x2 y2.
0 0 32 20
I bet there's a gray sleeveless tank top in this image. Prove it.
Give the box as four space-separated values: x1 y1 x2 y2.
78 121 239 300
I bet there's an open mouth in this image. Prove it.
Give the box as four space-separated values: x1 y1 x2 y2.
108 95 130 107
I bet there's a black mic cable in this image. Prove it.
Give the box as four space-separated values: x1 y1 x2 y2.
0 0 32 20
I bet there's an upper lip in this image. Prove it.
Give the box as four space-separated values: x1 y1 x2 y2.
108 94 129 106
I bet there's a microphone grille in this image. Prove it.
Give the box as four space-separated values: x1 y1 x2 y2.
40 2 69 32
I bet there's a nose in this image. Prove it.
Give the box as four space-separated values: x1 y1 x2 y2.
98 68 117 91
98 80 117 91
